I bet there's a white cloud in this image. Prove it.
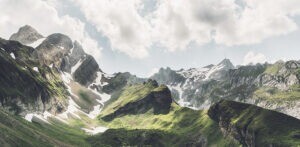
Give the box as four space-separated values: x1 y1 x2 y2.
243 51 267 65
72 0 300 58
214 0 300 45
0 0 102 61
2 0 298 60
73 0 152 59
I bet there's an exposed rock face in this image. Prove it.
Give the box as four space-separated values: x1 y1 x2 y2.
9 25 44 45
151 67 185 85
151 59 235 107
73 55 100 86
0 38 68 115
98 72 145 94
60 41 86 72
208 100 300 147
152 59 300 119
34 33 73 67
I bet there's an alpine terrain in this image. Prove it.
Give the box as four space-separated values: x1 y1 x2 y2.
0 25 299 147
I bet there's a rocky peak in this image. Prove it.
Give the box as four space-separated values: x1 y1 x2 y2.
217 58 234 69
34 33 73 66
151 67 185 85
37 33 73 50
9 25 43 45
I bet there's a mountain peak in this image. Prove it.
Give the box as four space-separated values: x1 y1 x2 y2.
9 25 43 45
217 58 234 69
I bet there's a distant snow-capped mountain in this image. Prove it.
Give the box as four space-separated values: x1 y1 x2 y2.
151 58 300 119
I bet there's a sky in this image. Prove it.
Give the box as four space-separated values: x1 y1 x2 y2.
1 0 300 77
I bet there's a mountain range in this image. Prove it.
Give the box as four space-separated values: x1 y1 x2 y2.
0 25 299 146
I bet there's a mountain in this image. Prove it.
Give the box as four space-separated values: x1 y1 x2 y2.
0 25 299 146
208 100 300 146
151 59 300 119
0 37 68 115
88 80 300 146
9 25 44 45
151 59 235 108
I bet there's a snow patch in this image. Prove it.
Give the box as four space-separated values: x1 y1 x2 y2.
10 53 16 59
33 67 39 72
71 59 82 74
82 126 108 135
87 105 101 119
24 113 50 124
61 72 73 84
24 113 34 122
58 97 82 120
28 38 45 48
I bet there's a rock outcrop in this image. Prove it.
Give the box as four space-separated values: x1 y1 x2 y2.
9 25 43 45
152 59 300 119
0 38 68 115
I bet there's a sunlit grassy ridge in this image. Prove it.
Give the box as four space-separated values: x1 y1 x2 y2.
100 81 158 116
94 82 238 146
210 100 300 146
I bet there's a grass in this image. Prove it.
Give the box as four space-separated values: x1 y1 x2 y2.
100 82 157 116
96 103 238 146
254 85 300 102
210 100 300 146
69 81 101 112
95 82 238 146
0 108 90 147
264 62 284 75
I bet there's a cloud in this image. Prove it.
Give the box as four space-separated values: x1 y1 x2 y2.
72 0 152 59
72 0 300 58
0 0 102 61
214 0 300 45
2 0 298 60
243 51 267 65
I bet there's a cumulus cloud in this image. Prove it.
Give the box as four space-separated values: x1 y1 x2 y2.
72 0 300 58
2 0 300 59
72 0 152 59
243 51 267 65
0 0 102 61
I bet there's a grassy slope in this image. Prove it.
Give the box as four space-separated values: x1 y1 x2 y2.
210 100 300 146
91 83 238 146
254 85 300 102
0 108 90 147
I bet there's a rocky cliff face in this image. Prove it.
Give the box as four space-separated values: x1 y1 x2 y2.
73 55 100 86
0 38 68 115
208 100 300 146
151 59 300 119
9 25 44 45
34 33 73 67
2 25 147 123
